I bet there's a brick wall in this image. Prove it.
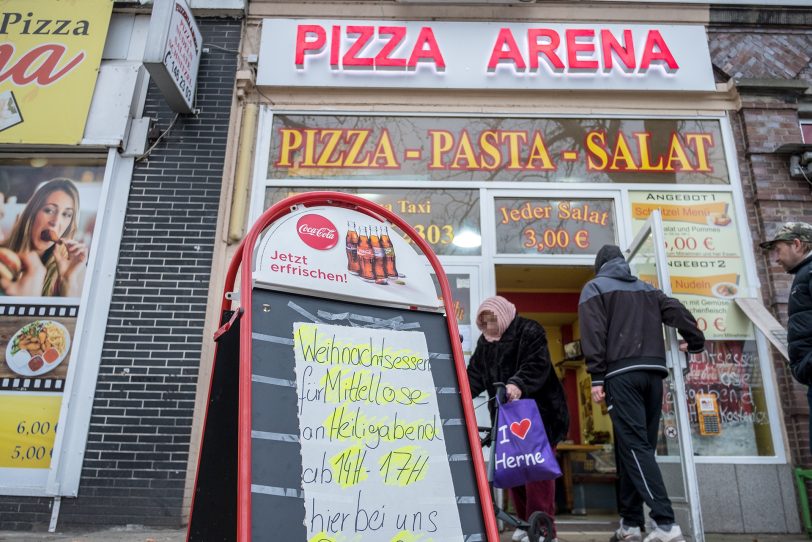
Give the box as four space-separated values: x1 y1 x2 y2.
711 5 812 470
0 18 240 530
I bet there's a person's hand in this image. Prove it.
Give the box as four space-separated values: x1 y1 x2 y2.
678 342 688 352
505 383 522 402
591 385 605 403
0 251 46 296
53 240 88 296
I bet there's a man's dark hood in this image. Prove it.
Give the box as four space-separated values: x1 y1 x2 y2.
597 256 637 282
594 244 624 273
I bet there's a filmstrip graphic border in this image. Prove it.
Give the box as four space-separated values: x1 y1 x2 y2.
0 377 64 392
0 305 79 318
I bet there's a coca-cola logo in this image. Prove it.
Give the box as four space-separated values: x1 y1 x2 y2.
296 214 338 250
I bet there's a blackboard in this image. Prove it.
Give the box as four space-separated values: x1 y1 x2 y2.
248 287 486 541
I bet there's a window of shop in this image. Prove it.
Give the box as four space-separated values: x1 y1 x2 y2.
253 110 785 463
265 187 481 256
802 120 812 144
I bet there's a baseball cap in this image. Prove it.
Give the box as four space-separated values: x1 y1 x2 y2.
759 221 812 249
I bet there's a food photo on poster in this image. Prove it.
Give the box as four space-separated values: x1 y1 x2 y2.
5 320 71 377
0 316 75 380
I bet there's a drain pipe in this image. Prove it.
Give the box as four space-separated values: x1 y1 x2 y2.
228 102 259 244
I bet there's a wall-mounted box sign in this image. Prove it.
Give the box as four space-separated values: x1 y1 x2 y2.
258 19 715 92
267 115 730 185
144 0 202 114
494 198 617 256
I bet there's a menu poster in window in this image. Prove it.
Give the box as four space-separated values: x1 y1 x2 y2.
495 198 616 255
629 191 752 340
293 322 465 540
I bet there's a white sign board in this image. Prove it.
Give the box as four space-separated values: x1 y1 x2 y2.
258 19 715 92
254 206 442 310
293 322 465 540
144 0 203 113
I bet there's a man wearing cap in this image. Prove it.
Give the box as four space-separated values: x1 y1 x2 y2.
578 245 706 542
760 222 812 451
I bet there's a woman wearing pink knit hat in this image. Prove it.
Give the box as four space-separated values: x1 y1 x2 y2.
467 296 569 542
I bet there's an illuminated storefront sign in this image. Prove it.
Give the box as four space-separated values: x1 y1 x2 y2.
268 115 729 184
258 19 715 91
0 0 114 145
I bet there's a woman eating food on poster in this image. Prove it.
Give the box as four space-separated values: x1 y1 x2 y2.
0 178 88 298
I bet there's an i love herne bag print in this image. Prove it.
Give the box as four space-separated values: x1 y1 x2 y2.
492 397 562 489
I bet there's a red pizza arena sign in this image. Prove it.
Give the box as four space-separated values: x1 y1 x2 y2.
294 24 678 74
259 19 715 91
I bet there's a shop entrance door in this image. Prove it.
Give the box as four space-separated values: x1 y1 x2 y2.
626 210 704 542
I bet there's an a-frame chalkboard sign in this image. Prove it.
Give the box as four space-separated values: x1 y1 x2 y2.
188 192 498 542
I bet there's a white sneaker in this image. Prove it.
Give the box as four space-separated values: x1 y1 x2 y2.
643 524 685 542
610 523 642 542
512 528 527 542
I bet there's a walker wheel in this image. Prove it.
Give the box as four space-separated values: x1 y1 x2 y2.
527 511 554 542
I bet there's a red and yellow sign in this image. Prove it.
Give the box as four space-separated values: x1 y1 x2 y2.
268 115 730 184
0 0 114 145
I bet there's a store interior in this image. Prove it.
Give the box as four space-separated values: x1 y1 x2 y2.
496 264 619 529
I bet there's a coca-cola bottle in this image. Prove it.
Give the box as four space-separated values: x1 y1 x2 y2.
381 226 400 278
357 227 375 282
346 221 360 275
370 227 387 284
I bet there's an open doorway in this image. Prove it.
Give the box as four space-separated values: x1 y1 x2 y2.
496 264 618 533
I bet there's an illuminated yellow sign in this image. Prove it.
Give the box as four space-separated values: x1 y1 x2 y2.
0 0 114 145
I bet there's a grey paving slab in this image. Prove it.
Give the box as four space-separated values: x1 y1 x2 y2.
736 463 789 533
696 462 744 533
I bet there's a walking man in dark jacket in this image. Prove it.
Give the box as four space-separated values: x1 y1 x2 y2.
578 245 706 542
760 222 812 451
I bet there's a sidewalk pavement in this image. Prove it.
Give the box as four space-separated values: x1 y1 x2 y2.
0 526 809 542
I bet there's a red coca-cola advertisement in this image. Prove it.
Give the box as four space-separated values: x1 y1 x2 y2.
254 206 440 309
296 214 339 250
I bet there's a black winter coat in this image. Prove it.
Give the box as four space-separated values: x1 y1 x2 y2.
788 254 812 385
466 316 569 445
578 257 706 386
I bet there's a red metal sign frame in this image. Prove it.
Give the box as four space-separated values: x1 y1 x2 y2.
208 192 497 541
